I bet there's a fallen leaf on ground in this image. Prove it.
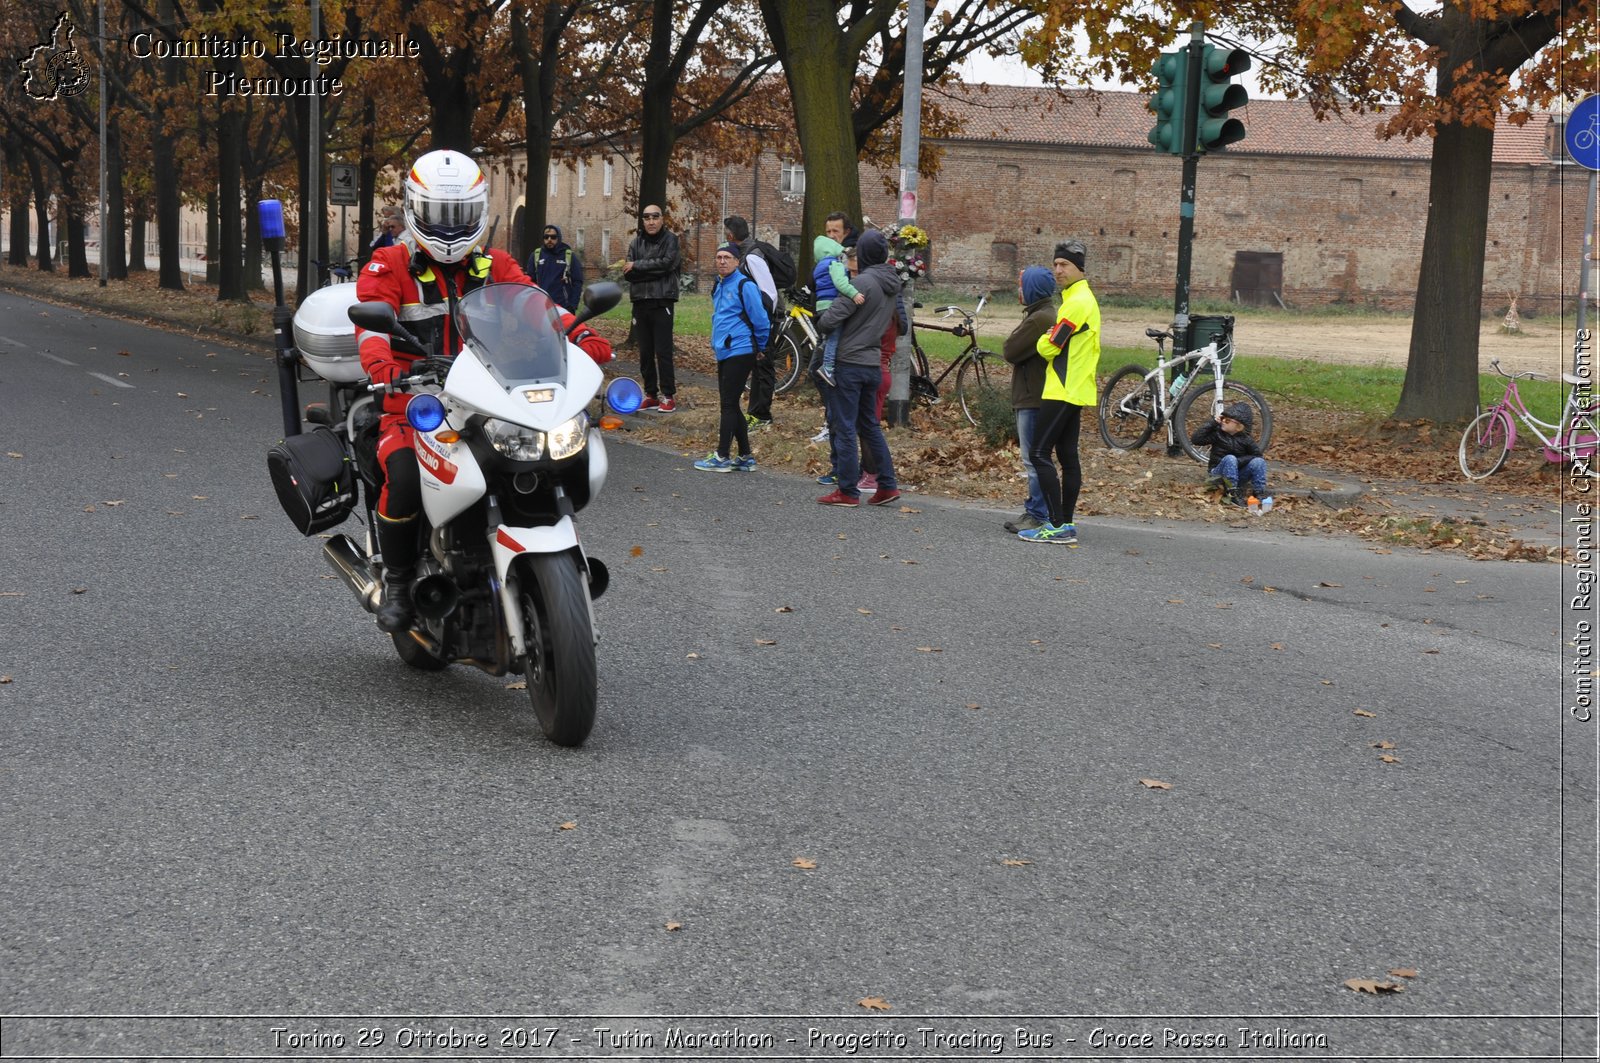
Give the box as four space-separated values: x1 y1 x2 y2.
1207 642 1224 649
1354 709 1377 718
1166 598 1184 604
630 545 643 557
1271 642 1285 651
899 505 921 513
965 703 981 710
902 559 920 564
686 652 701 659
916 646 942 653
1320 679 1334 685
558 821 577 830
506 680 527 690
755 638 777 646
0 675 12 684
1139 778 1173 790
71 587 87 595
664 922 683 932
1372 741 1396 749
1388 968 1419 979
1001 858 1032 867
792 857 817 870
1319 581 1343 587
858 997 891 1011
1344 979 1405 994
1422 648 1441 654
1379 754 1402 763
857 608 872 615
5 452 21 459
775 605 793 613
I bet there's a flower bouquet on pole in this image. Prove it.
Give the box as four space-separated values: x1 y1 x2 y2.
882 223 930 285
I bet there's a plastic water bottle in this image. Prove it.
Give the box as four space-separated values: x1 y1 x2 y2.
1247 494 1260 515
1169 373 1188 399
1260 496 1274 513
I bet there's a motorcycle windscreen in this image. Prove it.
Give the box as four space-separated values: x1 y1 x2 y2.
457 283 569 388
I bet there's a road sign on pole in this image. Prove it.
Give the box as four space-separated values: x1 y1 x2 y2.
330 163 358 206
1565 94 1600 171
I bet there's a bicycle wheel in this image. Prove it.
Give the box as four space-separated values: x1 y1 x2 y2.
1458 410 1512 480
772 331 806 395
1097 364 1156 450
955 350 1010 428
1175 381 1273 464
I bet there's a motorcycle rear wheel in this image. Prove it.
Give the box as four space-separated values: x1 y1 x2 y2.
518 553 598 747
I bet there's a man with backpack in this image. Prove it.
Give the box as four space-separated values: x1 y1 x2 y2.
721 215 795 429
526 223 584 312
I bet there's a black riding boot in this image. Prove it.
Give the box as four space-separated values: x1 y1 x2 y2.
375 511 418 633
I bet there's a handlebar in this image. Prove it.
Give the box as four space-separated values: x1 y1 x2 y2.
1488 357 1543 381
366 369 439 394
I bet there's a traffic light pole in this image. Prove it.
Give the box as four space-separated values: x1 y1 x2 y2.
1167 22 1205 452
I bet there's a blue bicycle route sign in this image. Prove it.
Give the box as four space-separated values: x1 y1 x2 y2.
1566 94 1600 171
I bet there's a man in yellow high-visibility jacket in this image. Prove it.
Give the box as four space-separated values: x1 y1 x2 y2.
1019 239 1100 545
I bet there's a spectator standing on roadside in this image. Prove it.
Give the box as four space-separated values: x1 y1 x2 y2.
369 206 402 253
722 215 778 429
813 230 901 508
624 204 682 413
526 224 585 312
1018 240 1100 545
694 243 769 473
1001 266 1058 534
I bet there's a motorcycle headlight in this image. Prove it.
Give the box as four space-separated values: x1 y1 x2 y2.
484 418 543 461
546 411 590 461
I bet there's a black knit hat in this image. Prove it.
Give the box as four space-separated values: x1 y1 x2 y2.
1054 239 1087 271
1222 401 1254 428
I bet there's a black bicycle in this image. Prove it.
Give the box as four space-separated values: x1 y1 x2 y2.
908 295 1009 428
312 257 359 287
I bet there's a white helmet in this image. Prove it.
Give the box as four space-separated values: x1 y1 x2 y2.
404 150 489 264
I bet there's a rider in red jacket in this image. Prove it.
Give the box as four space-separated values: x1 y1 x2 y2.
356 149 612 632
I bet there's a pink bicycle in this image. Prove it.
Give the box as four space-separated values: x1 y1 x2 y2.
1458 358 1599 480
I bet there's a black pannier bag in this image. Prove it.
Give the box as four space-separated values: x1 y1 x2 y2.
267 426 358 535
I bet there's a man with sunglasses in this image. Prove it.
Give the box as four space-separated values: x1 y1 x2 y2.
525 223 585 312
624 204 682 412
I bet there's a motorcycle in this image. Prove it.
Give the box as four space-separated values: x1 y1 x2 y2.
263 207 641 747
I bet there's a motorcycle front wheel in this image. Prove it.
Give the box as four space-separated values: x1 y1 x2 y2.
517 553 598 747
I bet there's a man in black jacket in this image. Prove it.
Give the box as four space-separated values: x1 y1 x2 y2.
624 204 682 412
813 229 903 507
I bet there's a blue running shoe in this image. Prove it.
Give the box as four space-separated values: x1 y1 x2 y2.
734 455 757 472
693 452 737 473
1018 522 1078 545
816 473 839 486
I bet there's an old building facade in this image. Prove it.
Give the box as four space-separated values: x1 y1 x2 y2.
513 86 1591 315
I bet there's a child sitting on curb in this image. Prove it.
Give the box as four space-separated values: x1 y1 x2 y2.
1190 401 1268 506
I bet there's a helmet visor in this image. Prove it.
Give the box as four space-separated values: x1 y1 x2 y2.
411 195 486 241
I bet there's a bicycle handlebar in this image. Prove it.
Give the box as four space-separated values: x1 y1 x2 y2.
1488 357 1543 381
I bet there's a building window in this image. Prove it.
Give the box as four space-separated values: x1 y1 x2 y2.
779 162 805 195
603 159 613 196
577 161 586 197
602 229 611 262
549 162 558 197
574 228 584 251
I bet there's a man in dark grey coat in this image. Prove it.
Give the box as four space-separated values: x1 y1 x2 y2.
813 229 902 507
624 204 682 412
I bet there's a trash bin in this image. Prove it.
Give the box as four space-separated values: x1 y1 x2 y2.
1187 315 1235 374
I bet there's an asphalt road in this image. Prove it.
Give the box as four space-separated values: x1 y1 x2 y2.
0 289 1594 1061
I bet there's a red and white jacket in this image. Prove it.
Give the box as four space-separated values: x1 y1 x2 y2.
356 242 613 414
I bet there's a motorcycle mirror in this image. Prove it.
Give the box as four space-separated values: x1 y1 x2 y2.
348 302 398 333
573 281 623 326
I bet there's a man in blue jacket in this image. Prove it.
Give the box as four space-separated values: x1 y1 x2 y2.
525 224 584 311
695 244 770 473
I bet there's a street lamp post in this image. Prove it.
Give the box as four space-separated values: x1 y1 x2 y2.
885 0 926 428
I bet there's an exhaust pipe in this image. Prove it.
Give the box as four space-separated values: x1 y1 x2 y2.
323 534 381 612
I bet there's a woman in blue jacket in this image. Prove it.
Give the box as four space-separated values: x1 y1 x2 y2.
696 243 772 472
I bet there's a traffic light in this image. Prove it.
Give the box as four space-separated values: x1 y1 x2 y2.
1147 51 1189 155
1194 44 1251 152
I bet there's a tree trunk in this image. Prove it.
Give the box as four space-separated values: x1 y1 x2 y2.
66 212 89 277
243 177 263 292
155 0 184 290
761 0 873 267
513 8 552 260
1393 118 1494 424
128 210 147 272
217 107 246 300
105 126 127 280
637 76 676 217
26 149 52 272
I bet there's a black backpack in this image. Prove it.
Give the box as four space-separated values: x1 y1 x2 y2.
748 239 796 290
